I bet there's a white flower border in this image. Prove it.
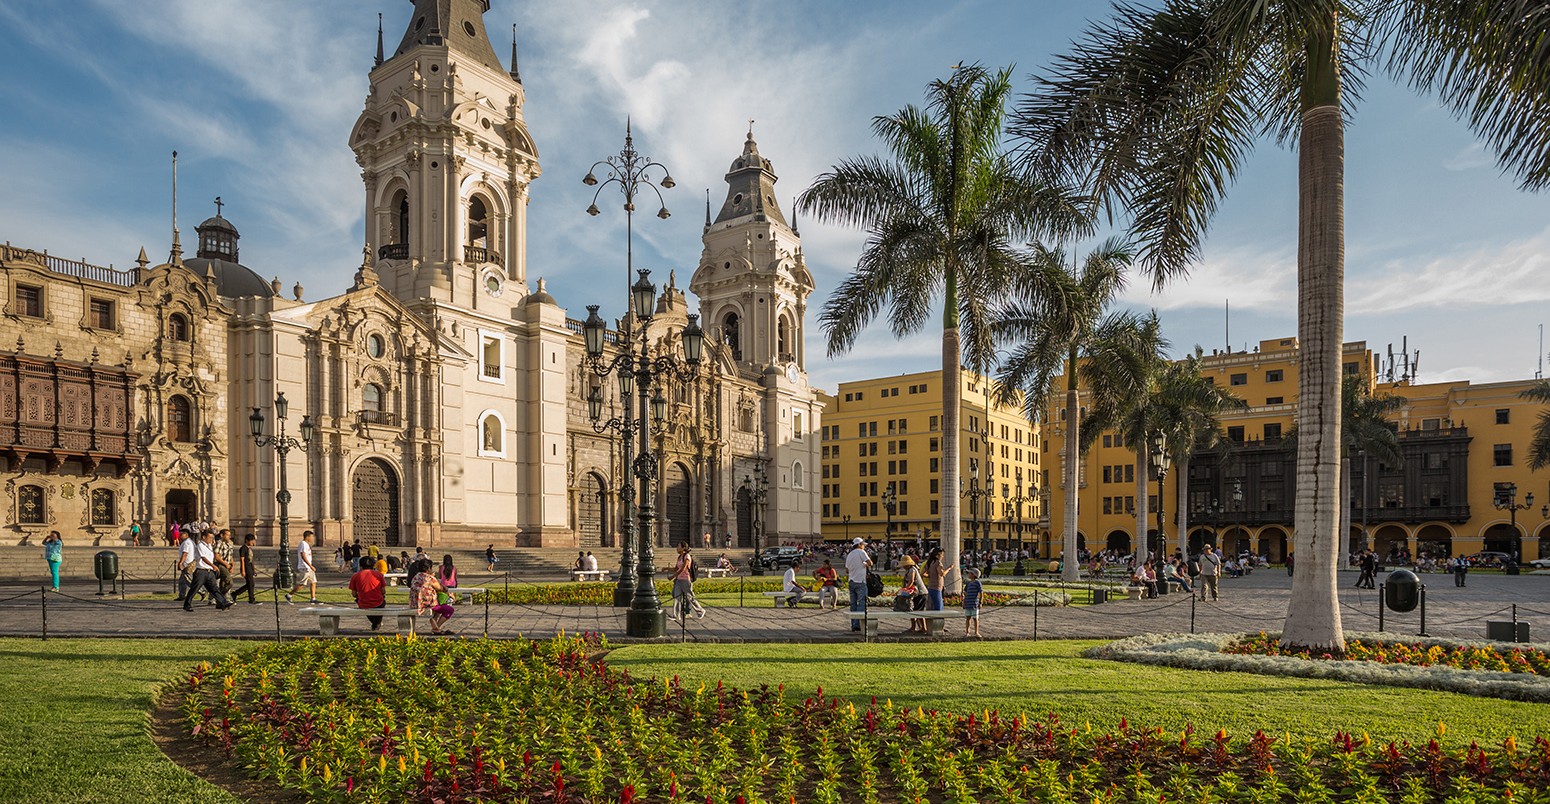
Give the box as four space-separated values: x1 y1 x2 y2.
1085 631 1550 703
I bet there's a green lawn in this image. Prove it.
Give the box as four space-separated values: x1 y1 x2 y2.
605 640 1550 745
0 638 245 803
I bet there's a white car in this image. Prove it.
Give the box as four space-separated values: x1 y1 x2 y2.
1529 557 1550 570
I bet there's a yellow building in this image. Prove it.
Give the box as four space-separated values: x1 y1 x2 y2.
1040 336 1546 564
818 370 1041 550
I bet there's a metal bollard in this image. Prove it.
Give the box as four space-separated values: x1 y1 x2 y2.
1190 592 1196 634
40 587 48 641
1512 604 1519 643
484 593 490 638
273 583 283 643
1378 582 1385 633
1032 592 1038 641
1418 586 1428 637
740 575 745 608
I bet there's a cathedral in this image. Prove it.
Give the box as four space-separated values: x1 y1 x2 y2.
0 0 822 550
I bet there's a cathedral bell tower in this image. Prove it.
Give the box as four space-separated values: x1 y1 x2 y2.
350 0 540 308
690 126 815 377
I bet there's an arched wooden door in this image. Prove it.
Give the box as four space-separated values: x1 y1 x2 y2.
736 486 753 549
577 472 606 547
663 463 692 547
352 458 400 547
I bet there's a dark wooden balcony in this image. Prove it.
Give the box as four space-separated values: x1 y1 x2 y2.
378 243 409 261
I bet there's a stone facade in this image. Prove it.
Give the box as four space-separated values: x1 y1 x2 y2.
0 0 822 549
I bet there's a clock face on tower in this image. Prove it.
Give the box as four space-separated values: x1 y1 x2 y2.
785 363 800 384
484 274 504 297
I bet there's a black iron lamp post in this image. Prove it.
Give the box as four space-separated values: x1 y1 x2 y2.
248 392 313 591
1203 498 1222 555
581 122 677 611
1232 478 1245 557
1493 482 1534 565
841 514 851 543
583 273 702 638
744 469 768 575
881 481 897 551
960 472 988 556
1149 432 1173 565
1010 472 1030 575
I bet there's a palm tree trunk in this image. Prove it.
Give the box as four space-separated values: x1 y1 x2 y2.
942 326 963 595
1282 23 1346 650
1175 452 1190 559
1061 348 1081 582
1134 448 1149 567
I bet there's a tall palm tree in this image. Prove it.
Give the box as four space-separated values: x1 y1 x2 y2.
1522 380 1550 470
1150 348 1249 561
1014 1 1550 649
800 64 1087 594
995 238 1136 581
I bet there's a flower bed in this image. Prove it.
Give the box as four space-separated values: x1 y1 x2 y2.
179 636 1550 802
1227 632 1550 675
1088 633 1550 703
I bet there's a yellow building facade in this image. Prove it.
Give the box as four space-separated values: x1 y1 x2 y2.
818 370 1041 549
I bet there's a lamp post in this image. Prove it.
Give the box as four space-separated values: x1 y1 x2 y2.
1357 447 1369 557
582 275 702 638
881 481 897 551
581 123 676 610
1232 478 1245 557
960 472 987 557
744 469 768 574
1149 432 1173 566
1492 482 1534 564
841 514 851 544
248 392 312 591
1202 498 1222 556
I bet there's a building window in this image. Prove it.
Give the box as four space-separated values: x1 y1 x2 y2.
1494 444 1513 466
1227 426 1244 443
362 383 383 413
1102 434 1112 448
167 396 194 442
17 484 44 524
480 334 503 380
1103 497 1113 514
1343 362 1359 375
1264 423 1282 441
1266 370 1284 382
792 411 804 440
1229 373 1247 386
90 489 115 526
168 313 190 342
367 333 385 359
1424 452 1445 470
930 500 939 515
1266 396 1283 405
15 284 43 318
1496 408 1510 425
929 458 939 473
89 298 115 330
478 411 505 457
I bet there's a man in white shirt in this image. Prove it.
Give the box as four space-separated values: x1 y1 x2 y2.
176 533 199 603
584 551 599 572
781 559 808 607
285 531 319 604
183 531 232 611
844 537 873 632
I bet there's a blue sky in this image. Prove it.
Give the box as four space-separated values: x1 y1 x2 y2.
3 0 1549 392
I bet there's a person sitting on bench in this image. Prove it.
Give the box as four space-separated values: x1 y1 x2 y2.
349 562 387 631
781 558 809 607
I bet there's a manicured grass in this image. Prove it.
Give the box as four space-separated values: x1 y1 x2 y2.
0 638 245 803
605 640 1550 744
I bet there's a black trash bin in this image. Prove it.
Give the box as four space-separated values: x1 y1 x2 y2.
1384 569 1420 613
1091 588 1109 605
93 550 119 596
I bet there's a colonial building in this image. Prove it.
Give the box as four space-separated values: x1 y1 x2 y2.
0 0 821 549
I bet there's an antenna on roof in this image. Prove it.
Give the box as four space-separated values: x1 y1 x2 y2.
1223 299 1229 353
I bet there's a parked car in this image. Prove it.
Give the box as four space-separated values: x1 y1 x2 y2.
758 546 801 569
1528 557 1550 570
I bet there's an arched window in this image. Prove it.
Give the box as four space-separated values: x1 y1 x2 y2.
167 396 193 442
721 311 741 360
168 313 190 342
478 411 505 457
468 195 489 248
362 383 383 412
90 488 115 526
17 484 44 524
394 190 411 246
777 314 791 361
792 461 806 490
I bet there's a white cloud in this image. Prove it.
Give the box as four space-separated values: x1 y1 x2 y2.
1347 226 1550 314
1122 244 1297 312
1443 142 1492 172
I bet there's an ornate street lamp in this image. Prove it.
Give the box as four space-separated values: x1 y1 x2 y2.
1493 482 1534 566
744 470 769 575
1149 432 1172 565
581 122 678 615
881 481 898 550
1232 478 1245 557
249 392 312 590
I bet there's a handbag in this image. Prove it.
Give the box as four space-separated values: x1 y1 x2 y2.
865 570 884 597
892 594 913 612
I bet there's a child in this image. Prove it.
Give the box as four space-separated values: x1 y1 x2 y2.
962 567 984 637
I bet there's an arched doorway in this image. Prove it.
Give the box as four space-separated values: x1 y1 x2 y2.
1373 524 1409 561
1415 523 1454 560
1105 530 1130 555
577 472 606 547
1220 526 1250 556
662 463 692 547
1257 527 1289 563
736 486 752 548
1481 522 1517 556
165 489 197 529
1187 528 1211 556
352 458 400 547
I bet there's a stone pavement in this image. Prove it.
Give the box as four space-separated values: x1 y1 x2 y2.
1 570 1545 644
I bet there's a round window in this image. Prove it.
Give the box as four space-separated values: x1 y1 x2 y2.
367 334 384 359
389 111 398 122
481 118 492 130
464 21 477 37
415 16 425 31
732 193 743 205
430 63 440 73
431 161 439 169
485 275 502 296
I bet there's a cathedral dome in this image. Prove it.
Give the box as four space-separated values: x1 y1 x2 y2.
186 206 276 298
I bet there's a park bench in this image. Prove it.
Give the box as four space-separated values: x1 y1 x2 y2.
300 606 419 636
856 609 961 637
382 571 408 586
704 566 734 578
570 569 611 582
399 586 486 605
763 590 822 607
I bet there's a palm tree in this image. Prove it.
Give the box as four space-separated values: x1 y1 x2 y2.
1522 380 1550 470
1340 375 1406 566
799 64 1087 594
1150 349 1249 562
1014 1 1550 649
995 238 1136 581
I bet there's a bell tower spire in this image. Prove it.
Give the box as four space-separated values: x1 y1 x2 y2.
375 13 385 67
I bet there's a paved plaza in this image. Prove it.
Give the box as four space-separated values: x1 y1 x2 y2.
1 570 1545 644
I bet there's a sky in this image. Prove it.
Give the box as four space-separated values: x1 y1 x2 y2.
3 0 1549 394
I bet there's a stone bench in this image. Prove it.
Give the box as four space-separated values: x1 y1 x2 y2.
763 590 820 607
570 570 611 582
382 572 408 586
856 609 961 637
704 566 734 578
399 586 486 605
300 606 418 636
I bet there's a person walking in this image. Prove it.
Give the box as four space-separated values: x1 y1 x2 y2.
348 561 388 631
284 531 319 604
42 531 63 592
230 534 259 604
213 530 236 597
845 537 873 632
1452 555 1468 587
485 544 498 572
1197 544 1222 602
183 531 232 611
667 543 706 620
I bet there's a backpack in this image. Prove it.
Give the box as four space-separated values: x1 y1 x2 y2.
689 556 700 581
865 570 884 597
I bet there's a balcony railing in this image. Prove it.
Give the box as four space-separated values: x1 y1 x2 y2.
0 245 136 286
357 410 400 427
464 245 501 264
378 243 409 261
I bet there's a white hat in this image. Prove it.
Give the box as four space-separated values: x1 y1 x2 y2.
852 537 865 545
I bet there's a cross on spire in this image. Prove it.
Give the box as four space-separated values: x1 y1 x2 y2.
214 196 224 217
